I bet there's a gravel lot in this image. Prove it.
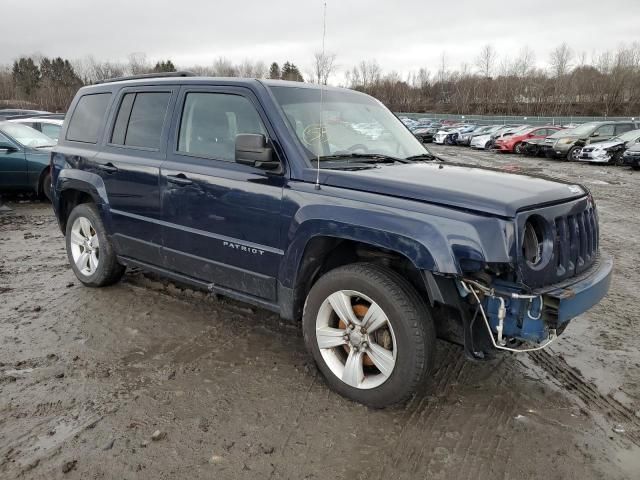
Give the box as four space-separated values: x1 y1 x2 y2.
1 145 640 479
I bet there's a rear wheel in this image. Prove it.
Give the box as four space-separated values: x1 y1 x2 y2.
302 263 435 408
65 203 125 287
514 142 524 154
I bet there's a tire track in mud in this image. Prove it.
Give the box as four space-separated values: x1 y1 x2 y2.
377 345 484 479
529 350 640 446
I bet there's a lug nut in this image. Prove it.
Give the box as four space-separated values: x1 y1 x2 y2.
361 342 368 349
349 324 355 330
360 327 366 333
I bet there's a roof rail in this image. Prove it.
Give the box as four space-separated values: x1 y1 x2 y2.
94 71 196 85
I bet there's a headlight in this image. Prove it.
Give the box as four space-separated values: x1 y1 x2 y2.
556 138 574 145
522 216 550 269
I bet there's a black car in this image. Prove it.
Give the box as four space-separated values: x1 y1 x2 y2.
623 143 640 170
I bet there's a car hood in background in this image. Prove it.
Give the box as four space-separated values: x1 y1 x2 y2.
314 162 585 217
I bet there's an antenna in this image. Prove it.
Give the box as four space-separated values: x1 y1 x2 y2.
315 1 327 190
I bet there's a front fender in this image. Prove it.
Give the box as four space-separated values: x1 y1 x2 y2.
279 190 516 289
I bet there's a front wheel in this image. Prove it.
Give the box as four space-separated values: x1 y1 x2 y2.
65 203 125 287
41 170 52 201
567 146 581 162
302 263 435 408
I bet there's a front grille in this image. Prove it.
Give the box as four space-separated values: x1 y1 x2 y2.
554 206 598 277
517 197 598 288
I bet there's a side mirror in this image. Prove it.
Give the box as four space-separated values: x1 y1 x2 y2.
0 141 17 153
235 134 279 170
591 132 599 137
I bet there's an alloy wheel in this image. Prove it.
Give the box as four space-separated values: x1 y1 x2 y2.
69 216 100 276
315 290 397 389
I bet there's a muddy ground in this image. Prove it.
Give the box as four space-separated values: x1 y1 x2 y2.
1 146 640 479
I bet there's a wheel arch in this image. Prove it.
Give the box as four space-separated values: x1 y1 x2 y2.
54 169 111 233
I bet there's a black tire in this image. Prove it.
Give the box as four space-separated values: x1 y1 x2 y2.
40 170 52 201
302 263 436 408
632 165 640 171
513 142 523 154
65 203 125 287
567 146 580 162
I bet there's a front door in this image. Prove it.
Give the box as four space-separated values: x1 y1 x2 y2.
0 133 26 190
160 87 284 301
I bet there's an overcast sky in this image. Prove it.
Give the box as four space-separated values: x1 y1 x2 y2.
3 0 639 82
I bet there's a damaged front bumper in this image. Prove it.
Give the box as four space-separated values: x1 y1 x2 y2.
458 254 613 354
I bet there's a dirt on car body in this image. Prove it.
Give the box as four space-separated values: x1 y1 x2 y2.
1 146 640 479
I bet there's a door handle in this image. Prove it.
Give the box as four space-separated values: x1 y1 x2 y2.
97 162 118 174
166 173 193 186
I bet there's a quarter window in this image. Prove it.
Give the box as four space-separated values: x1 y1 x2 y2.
111 92 171 149
66 93 112 143
177 93 266 161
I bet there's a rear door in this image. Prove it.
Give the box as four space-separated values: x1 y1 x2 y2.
160 86 285 301
88 87 177 265
0 132 27 189
590 124 615 143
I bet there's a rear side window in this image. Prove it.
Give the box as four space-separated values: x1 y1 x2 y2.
177 93 266 161
66 93 112 143
41 123 61 139
111 92 171 150
615 124 634 135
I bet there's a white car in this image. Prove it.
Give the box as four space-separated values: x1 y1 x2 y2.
578 129 640 163
470 133 492 149
8 117 63 142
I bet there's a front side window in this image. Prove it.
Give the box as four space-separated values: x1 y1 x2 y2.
66 93 112 143
177 93 266 161
111 92 171 149
595 124 615 136
270 86 427 165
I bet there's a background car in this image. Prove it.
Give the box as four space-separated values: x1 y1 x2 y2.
0 121 56 199
457 125 499 146
495 126 562 154
548 121 639 161
8 117 64 142
578 128 640 164
0 108 50 118
623 143 640 170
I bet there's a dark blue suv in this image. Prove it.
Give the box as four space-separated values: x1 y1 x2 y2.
51 73 612 407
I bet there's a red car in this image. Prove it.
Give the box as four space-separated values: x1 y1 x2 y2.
494 126 562 154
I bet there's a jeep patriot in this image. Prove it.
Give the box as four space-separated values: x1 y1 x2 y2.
51 73 612 407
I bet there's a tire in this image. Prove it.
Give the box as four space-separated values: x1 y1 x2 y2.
40 170 52 201
302 263 436 408
632 165 640 171
567 146 581 162
65 203 125 287
513 142 523 154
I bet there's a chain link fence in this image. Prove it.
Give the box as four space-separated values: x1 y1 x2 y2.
395 112 640 126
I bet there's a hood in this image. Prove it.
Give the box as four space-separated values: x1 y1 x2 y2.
316 162 586 217
586 139 624 150
473 134 491 142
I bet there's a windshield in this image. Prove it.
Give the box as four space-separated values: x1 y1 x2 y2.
1 123 54 148
566 122 599 136
270 86 428 163
613 129 640 143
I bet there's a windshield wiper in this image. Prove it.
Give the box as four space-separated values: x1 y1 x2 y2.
317 153 409 164
405 153 444 162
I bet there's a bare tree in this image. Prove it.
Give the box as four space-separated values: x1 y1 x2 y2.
549 43 573 77
127 52 150 75
475 44 497 78
312 51 337 85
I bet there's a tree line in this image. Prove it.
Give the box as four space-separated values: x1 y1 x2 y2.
1 42 639 116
